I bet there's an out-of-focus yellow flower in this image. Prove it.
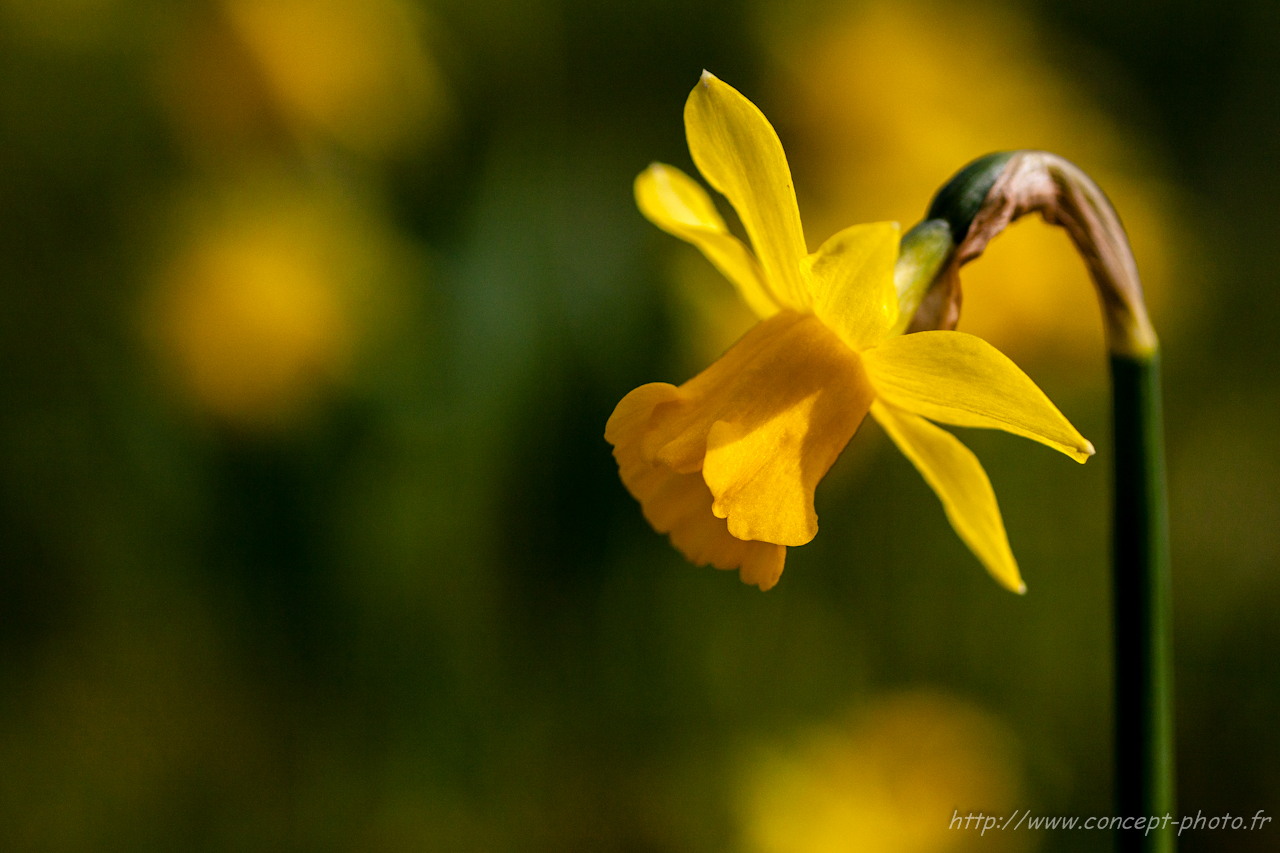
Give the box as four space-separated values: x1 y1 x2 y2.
738 692 1024 853
221 0 451 156
606 73 1092 591
769 0 1178 364
151 183 399 428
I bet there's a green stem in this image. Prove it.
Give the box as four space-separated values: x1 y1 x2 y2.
1111 350 1175 851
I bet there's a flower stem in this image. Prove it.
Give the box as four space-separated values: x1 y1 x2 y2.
1112 348 1175 852
909 152 1175 848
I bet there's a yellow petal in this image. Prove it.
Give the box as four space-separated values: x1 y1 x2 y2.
862 331 1095 462
634 163 779 319
605 381 787 590
684 72 810 311
803 220 901 350
637 311 875 547
871 400 1025 593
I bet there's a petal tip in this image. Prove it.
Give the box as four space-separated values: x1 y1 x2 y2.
739 543 786 591
634 163 665 200
995 571 1027 594
993 566 1026 594
1071 439 1096 463
699 69 717 85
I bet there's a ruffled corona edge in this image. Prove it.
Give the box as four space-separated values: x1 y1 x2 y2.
605 382 787 591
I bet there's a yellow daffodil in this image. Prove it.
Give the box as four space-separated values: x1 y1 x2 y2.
606 72 1093 593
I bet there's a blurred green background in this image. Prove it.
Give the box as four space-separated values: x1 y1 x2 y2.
0 0 1276 850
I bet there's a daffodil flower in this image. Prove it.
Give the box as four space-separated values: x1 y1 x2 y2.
606 72 1093 592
